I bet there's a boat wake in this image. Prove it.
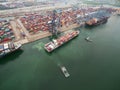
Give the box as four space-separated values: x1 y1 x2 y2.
32 42 45 51
52 60 70 78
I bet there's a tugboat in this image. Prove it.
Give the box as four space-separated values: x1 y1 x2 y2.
60 66 70 78
0 42 22 58
85 37 93 42
44 30 80 52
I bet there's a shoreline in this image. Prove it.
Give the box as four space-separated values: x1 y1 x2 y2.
14 23 81 45
0 6 119 45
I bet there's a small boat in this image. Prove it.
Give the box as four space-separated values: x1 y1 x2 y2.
0 42 22 58
85 37 93 42
60 66 70 78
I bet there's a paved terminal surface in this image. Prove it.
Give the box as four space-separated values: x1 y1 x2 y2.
13 19 81 45
2 5 118 45
0 4 71 17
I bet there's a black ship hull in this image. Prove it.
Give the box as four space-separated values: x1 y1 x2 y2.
0 47 21 58
0 42 22 58
0 48 22 58
86 17 109 27
117 14 120 16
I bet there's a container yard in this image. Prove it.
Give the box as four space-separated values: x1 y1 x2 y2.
1 1 120 90
0 5 119 45
0 20 15 43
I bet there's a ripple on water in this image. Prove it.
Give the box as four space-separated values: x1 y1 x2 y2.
32 42 45 51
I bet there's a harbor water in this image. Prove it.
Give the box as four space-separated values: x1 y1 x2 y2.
0 15 120 90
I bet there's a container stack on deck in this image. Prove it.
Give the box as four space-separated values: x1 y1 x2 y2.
44 30 79 52
0 20 15 44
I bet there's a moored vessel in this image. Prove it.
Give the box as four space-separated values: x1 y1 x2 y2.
86 17 109 26
44 30 80 52
117 13 120 16
0 42 22 58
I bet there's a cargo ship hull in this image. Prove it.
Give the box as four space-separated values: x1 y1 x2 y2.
117 14 120 16
86 17 109 27
44 30 79 52
0 42 22 58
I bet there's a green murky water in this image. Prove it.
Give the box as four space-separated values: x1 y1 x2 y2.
0 15 120 90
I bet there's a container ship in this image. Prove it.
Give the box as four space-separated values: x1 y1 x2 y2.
0 42 22 58
86 17 109 26
44 30 79 52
